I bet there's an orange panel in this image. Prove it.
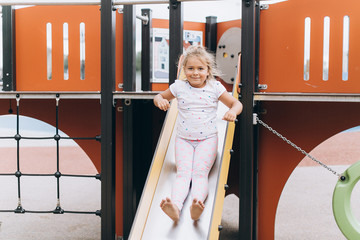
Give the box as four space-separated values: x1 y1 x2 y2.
259 0 360 93
151 83 168 91
217 19 241 43
115 105 124 235
184 20 206 34
147 18 207 31
257 101 360 239
3 99 102 171
16 6 101 91
152 18 168 29
115 12 124 92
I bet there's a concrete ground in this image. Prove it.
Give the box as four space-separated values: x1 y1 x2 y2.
0 176 101 240
0 164 355 240
274 165 353 240
1 130 359 239
219 165 359 240
0 145 102 240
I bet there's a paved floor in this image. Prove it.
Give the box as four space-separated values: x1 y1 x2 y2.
219 165 359 240
0 164 356 239
0 176 101 240
1 129 359 239
274 165 356 240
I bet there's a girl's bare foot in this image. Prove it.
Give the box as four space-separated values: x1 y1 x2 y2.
190 198 205 220
160 197 180 221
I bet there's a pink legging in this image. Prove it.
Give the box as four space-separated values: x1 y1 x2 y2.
172 135 218 211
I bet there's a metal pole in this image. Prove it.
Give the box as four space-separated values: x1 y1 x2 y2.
141 8 152 91
100 0 116 239
0 0 220 6
205 16 217 53
2 6 16 91
239 0 257 239
253 2 261 239
123 5 136 91
123 4 136 239
123 100 134 239
169 0 183 85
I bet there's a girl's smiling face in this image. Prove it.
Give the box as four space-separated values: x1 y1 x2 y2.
184 56 209 88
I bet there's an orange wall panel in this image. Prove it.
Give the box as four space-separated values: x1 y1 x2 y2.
15 6 101 91
115 12 124 92
257 101 360 239
259 0 360 93
217 19 241 43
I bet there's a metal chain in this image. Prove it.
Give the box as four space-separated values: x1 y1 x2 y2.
255 116 341 177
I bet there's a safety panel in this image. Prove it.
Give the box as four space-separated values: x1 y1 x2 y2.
259 0 360 93
15 6 101 91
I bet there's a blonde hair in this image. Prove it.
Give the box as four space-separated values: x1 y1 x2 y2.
181 45 221 80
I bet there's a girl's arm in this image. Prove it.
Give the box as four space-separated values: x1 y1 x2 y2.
219 91 243 122
154 88 175 111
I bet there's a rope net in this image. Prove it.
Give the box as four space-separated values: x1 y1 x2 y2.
0 97 101 216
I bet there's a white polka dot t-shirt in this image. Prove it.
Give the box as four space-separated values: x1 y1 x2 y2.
169 79 226 140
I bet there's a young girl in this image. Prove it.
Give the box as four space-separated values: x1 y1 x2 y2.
154 45 243 222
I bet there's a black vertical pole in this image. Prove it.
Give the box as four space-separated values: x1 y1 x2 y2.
123 4 136 239
2 6 16 91
253 2 261 239
123 5 136 91
123 100 134 239
254 2 260 91
100 0 116 239
141 8 153 91
239 0 257 239
169 0 183 85
205 16 217 53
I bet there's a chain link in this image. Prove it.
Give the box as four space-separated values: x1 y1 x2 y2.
256 116 340 177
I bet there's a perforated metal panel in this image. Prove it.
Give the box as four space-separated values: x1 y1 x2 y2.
216 27 241 84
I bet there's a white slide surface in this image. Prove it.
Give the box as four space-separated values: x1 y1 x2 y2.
131 102 229 240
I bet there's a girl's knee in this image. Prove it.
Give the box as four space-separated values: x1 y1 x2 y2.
176 169 192 180
192 165 211 178
192 172 207 179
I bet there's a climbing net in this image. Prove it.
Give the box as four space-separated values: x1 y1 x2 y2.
0 94 101 216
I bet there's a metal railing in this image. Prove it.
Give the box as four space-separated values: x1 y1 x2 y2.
0 0 219 6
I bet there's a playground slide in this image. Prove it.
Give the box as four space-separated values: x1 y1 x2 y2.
128 57 240 240
128 101 234 240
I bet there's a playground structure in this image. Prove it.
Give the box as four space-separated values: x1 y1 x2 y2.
0 0 360 239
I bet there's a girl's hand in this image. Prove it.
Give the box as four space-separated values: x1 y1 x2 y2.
222 110 237 122
219 92 243 122
154 94 171 111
